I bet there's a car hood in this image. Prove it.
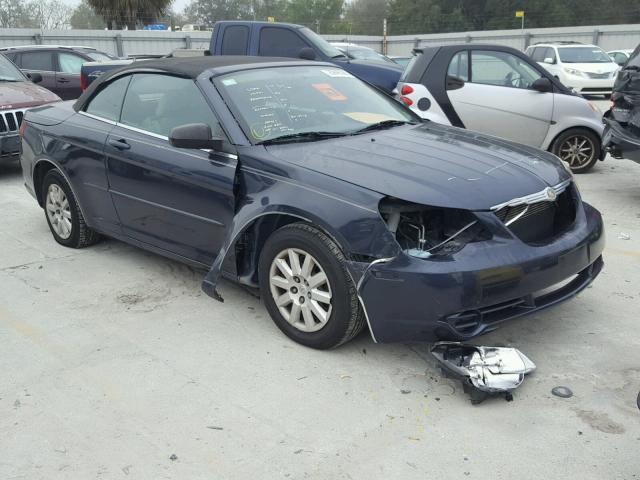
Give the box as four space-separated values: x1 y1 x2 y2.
0 81 60 109
563 62 618 73
265 123 569 211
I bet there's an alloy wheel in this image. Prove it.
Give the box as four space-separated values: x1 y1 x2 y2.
268 247 333 333
558 135 595 168
45 184 72 240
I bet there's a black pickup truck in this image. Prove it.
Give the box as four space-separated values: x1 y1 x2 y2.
81 21 402 94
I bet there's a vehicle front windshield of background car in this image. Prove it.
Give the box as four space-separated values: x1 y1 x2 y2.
300 28 347 58
87 52 117 62
558 47 614 63
344 47 395 64
214 65 416 144
0 54 26 82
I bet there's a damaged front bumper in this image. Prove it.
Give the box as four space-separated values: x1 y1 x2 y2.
603 116 640 164
356 203 605 343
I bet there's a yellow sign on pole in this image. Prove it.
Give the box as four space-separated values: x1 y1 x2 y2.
267 16 275 22
515 10 524 18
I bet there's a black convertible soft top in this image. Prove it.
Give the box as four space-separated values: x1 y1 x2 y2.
74 55 320 112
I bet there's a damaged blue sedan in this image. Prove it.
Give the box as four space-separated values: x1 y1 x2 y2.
20 56 604 349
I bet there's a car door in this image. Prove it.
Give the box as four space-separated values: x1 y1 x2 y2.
55 52 85 99
104 73 237 266
58 75 132 235
18 50 57 94
446 49 553 148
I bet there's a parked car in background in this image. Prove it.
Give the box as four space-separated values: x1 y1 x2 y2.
330 42 396 65
603 45 640 164
21 56 604 348
525 42 618 96
0 46 117 100
607 49 635 66
0 53 59 163
397 44 605 173
389 55 413 68
80 21 404 94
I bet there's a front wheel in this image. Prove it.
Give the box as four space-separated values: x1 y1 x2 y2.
42 170 100 248
550 128 600 173
259 223 365 349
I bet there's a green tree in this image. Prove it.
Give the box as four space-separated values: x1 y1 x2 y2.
70 1 106 29
0 0 36 28
87 0 172 29
282 0 344 33
344 0 388 35
183 0 253 25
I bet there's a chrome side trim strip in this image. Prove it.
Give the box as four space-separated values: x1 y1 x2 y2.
490 179 571 211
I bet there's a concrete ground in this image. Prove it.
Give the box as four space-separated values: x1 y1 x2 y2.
2 125 639 478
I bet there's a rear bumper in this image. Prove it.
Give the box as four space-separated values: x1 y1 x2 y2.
0 133 20 162
357 202 605 343
602 117 640 164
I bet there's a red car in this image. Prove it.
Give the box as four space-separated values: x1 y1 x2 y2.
0 53 60 163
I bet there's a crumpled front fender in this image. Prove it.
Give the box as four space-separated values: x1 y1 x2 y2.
201 164 400 301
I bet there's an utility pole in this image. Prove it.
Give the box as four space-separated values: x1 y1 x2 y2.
315 19 320 34
383 18 387 56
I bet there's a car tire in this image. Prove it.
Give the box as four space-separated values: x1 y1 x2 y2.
42 170 100 248
258 223 365 349
550 128 600 173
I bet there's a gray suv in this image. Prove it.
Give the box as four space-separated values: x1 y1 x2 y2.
0 46 116 100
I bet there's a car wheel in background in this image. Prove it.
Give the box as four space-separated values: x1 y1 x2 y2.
42 170 100 248
551 128 600 173
259 223 365 349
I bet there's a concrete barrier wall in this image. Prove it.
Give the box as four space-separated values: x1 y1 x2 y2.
1 23 638 57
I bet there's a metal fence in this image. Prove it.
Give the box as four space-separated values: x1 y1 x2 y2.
1 23 639 57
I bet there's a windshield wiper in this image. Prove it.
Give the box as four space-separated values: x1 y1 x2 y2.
0 78 22 82
351 119 415 134
258 131 348 145
331 54 348 59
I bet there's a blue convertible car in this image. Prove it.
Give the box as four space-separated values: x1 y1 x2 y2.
20 56 604 348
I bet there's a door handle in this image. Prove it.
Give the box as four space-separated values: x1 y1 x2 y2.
108 138 130 150
57 78 70 83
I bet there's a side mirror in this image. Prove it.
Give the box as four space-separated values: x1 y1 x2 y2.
169 123 223 150
543 57 555 64
27 72 43 83
298 47 316 60
531 77 552 93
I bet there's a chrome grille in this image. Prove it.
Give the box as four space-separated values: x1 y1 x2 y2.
0 109 26 134
586 72 613 79
492 180 576 243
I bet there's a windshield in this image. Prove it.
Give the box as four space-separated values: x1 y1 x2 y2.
300 27 346 58
0 54 26 82
214 65 416 144
339 46 395 64
558 47 614 64
86 51 117 62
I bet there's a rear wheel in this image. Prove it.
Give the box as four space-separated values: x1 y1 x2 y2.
551 128 600 173
42 170 100 248
259 223 365 349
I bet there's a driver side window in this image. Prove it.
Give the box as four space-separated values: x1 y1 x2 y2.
470 50 542 90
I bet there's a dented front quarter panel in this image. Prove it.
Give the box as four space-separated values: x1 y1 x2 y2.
200 146 401 303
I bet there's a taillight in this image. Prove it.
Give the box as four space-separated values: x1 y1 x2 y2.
80 73 87 91
400 85 414 95
19 119 27 138
400 96 413 106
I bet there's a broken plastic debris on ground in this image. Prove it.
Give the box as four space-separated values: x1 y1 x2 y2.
431 342 536 405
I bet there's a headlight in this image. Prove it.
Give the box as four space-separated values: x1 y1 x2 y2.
379 198 491 258
609 70 618 78
564 67 587 78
